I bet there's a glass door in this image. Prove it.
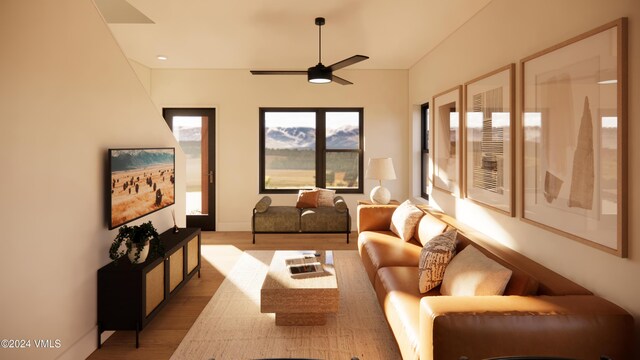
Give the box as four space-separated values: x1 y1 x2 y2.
163 108 215 230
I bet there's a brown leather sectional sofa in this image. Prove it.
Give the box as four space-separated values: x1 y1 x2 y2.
357 204 633 360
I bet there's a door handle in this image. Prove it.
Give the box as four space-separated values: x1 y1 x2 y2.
209 171 214 184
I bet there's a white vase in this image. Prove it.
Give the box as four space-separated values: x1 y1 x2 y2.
128 240 150 264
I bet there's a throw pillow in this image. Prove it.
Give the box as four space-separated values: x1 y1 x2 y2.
315 188 336 207
441 246 513 296
296 189 319 209
389 200 424 241
418 229 458 293
415 212 449 246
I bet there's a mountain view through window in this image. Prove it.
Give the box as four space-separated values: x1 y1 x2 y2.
261 108 363 192
264 112 317 189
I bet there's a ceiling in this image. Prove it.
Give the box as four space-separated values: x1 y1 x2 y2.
98 0 492 70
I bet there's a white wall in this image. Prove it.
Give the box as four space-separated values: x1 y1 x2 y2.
409 0 640 352
129 59 152 94
151 69 409 230
0 0 186 359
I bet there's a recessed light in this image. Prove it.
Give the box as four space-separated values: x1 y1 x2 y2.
157 55 168 61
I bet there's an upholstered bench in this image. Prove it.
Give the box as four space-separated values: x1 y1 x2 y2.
252 195 351 243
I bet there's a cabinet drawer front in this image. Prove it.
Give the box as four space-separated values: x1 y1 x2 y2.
145 262 165 317
169 247 184 292
187 236 199 274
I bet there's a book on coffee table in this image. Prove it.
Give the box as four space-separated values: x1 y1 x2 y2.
284 253 320 266
288 262 324 278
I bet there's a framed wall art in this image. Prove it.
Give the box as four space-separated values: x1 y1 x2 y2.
464 64 515 216
432 86 462 196
109 148 176 229
521 18 627 257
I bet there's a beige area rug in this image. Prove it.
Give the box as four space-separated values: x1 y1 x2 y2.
171 250 401 360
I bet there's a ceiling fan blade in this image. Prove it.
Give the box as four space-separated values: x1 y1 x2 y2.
328 55 369 71
250 70 307 75
332 75 353 85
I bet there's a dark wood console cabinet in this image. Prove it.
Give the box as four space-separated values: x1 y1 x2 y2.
97 227 201 348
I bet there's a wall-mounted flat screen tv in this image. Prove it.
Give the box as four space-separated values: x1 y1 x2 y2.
109 148 175 229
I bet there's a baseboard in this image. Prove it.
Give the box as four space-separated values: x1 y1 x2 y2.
55 327 112 360
217 222 251 231
100 330 114 347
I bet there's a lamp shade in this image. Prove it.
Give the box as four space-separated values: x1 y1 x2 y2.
366 158 396 180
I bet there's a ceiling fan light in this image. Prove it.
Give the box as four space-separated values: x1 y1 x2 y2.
309 77 331 84
308 65 332 84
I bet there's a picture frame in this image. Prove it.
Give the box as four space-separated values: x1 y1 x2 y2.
432 86 463 196
464 64 515 216
521 18 627 257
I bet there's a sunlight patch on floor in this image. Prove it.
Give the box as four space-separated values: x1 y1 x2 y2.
200 244 244 277
200 245 271 307
224 251 271 307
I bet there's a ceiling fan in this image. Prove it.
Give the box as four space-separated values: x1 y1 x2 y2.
250 17 369 85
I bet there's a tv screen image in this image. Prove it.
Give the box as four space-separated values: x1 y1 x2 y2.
109 148 175 229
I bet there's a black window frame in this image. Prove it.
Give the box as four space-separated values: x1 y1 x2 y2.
420 102 430 200
259 107 364 194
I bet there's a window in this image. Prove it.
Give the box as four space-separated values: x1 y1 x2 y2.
259 108 363 194
420 103 429 200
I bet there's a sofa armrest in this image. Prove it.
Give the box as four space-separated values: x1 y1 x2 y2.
254 196 272 213
357 204 397 233
419 295 633 359
333 196 348 213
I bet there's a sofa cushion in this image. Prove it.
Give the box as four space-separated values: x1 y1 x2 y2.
357 205 397 232
441 246 513 296
375 267 440 360
390 200 424 241
358 231 422 283
418 229 458 293
315 187 336 207
300 207 349 232
415 212 448 246
253 206 300 232
296 189 319 208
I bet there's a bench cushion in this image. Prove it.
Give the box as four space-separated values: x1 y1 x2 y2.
253 206 299 232
300 207 349 232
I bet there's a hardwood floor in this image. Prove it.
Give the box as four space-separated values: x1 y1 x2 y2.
87 231 357 360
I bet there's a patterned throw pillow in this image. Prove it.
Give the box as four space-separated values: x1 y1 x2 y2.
390 200 424 241
296 189 319 209
314 188 336 207
418 229 458 293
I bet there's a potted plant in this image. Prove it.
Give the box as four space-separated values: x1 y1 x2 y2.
109 221 163 264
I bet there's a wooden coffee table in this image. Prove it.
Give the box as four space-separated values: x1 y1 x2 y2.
260 251 339 326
